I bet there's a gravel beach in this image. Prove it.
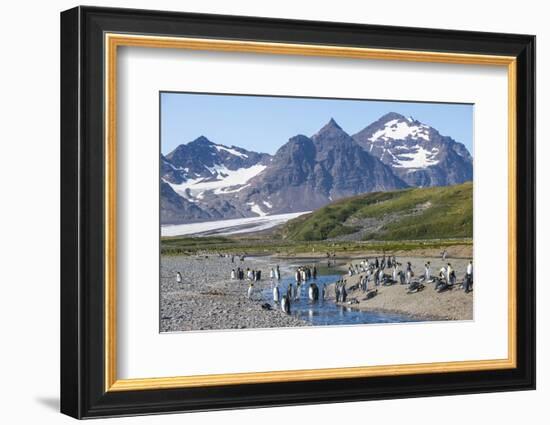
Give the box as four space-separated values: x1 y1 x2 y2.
327 256 473 321
160 255 309 332
160 253 473 332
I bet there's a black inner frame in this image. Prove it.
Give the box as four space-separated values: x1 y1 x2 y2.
60 6 535 419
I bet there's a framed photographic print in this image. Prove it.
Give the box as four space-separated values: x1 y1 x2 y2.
60 6 536 419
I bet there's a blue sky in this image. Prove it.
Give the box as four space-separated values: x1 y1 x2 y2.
161 92 473 155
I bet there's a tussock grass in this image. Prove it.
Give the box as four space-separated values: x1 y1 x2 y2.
161 236 471 256
281 182 472 242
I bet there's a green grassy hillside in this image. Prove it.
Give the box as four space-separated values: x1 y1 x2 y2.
280 182 473 242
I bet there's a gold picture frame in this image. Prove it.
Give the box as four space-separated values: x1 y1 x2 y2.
104 33 517 392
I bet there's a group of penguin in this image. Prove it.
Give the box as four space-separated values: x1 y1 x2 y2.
271 279 325 315
350 259 473 294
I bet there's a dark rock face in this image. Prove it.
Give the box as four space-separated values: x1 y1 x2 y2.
161 154 186 184
235 119 407 214
353 112 473 187
311 119 406 196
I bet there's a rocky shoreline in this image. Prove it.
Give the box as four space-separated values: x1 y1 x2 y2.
160 253 473 332
326 256 473 321
160 255 309 332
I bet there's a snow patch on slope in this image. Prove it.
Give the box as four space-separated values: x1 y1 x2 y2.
247 202 267 217
167 164 266 198
370 119 431 143
394 146 440 169
213 145 249 158
218 184 250 195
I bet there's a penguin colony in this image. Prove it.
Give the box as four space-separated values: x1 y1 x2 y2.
173 255 472 317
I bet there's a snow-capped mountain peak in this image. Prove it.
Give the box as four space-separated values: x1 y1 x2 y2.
353 112 473 187
186 136 252 159
165 136 270 175
368 115 431 143
161 136 271 215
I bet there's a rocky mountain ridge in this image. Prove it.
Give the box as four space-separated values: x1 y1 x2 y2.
161 113 473 224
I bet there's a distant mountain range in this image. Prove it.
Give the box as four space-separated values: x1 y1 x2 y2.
160 112 473 224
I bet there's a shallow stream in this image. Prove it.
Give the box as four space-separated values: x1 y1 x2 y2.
259 259 420 326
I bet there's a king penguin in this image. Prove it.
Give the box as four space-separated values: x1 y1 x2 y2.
308 283 319 301
281 295 291 314
273 285 280 303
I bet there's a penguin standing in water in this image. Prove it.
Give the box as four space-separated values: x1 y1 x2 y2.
287 283 294 300
247 282 254 299
273 285 280 303
308 283 319 301
276 265 281 280
321 283 325 301
176 272 182 285
341 283 348 303
281 295 291 314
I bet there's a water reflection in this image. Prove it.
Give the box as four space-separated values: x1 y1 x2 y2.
262 270 419 326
